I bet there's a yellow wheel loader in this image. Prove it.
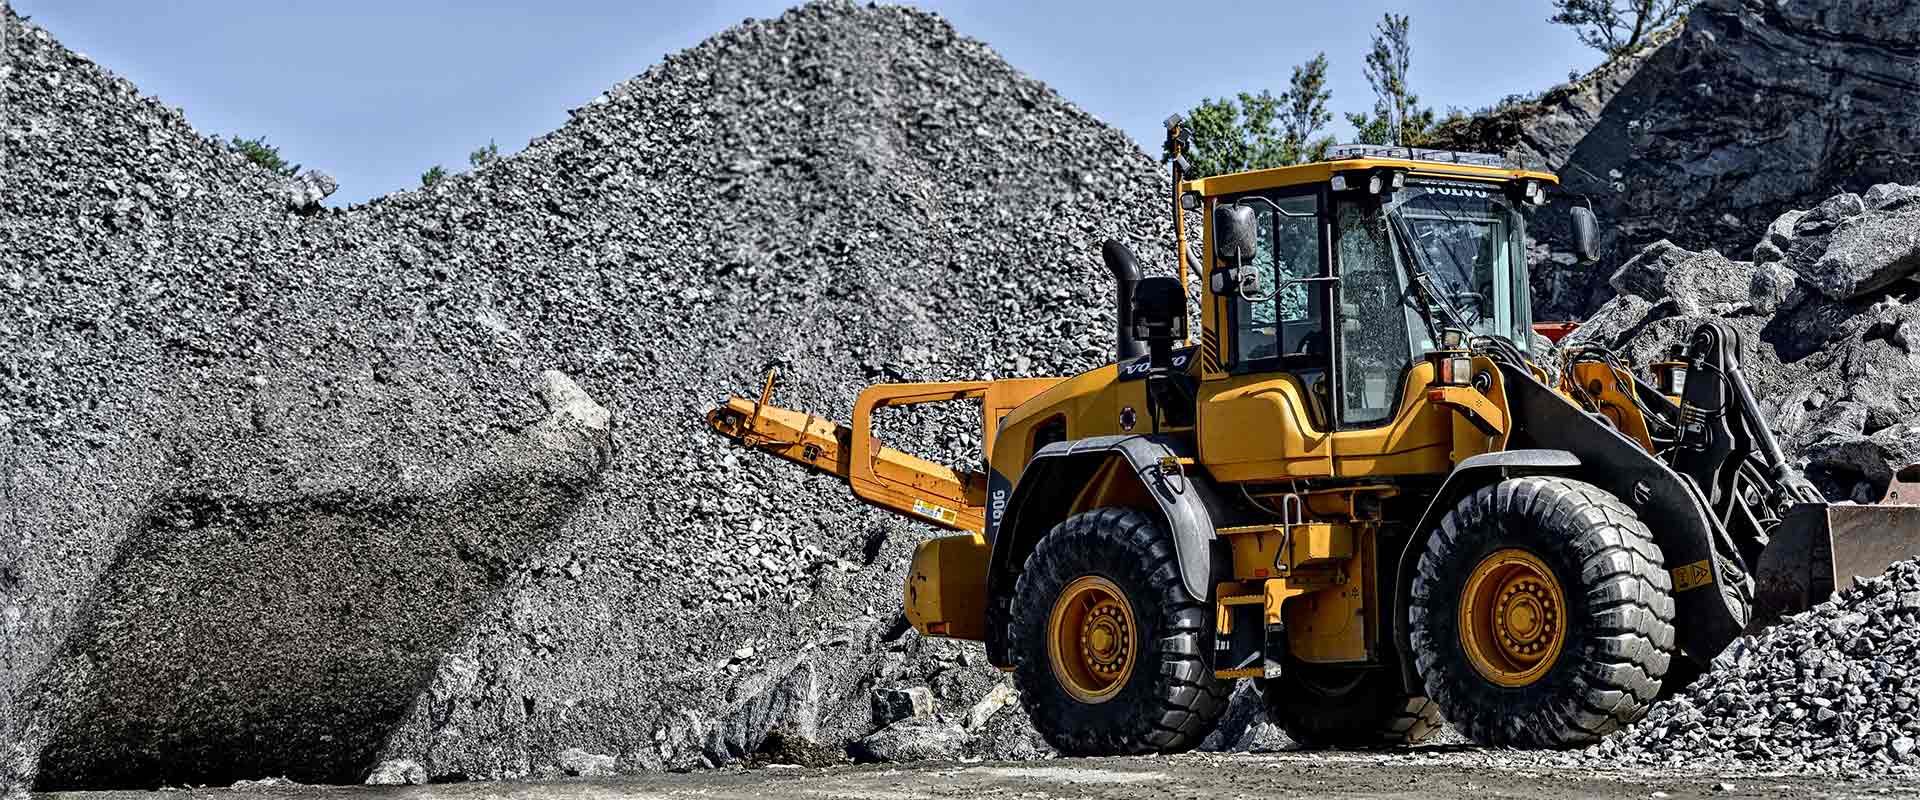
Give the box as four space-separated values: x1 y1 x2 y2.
705 122 1920 753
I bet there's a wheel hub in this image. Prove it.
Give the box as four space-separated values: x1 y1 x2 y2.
1049 576 1138 703
1459 549 1567 687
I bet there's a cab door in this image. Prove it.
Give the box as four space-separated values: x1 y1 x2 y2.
1197 189 1338 483
1320 194 1455 478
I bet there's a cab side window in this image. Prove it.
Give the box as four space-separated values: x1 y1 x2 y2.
1229 194 1325 366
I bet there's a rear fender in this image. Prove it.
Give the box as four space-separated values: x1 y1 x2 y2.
982 434 1228 667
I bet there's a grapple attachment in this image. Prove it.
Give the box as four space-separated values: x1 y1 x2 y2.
1750 475 1920 630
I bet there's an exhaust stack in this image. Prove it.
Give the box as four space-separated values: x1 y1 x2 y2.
1103 239 1145 361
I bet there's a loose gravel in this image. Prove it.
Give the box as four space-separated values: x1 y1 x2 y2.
1595 560 1920 776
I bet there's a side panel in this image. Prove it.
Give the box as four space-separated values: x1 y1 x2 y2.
1197 361 1456 484
1198 373 1334 481
1325 361 1454 478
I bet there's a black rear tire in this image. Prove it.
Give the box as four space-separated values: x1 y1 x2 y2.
1410 476 1676 748
1259 667 1442 748
1010 507 1230 756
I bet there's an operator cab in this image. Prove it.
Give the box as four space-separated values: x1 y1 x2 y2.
1182 145 1581 480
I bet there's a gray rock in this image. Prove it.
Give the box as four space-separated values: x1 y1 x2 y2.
847 718 969 764
1749 260 1801 315
1800 210 1920 300
1865 183 1920 213
1198 682 1268 752
556 748 618 778
1804 424 1920 498
283 169 338 213
1754 209 1807 266
871 686 936 727
1607 239 1753 316
960 682 1016 732
364 759 426 786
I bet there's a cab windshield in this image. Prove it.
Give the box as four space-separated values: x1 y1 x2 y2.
1378 180 1531 350
1329 177 1531 426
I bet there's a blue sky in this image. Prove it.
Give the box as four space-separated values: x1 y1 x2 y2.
13 1 1598 205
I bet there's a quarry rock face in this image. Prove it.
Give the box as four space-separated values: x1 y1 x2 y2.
1432 0 1920 320
1565 185 1920 503
1 1 1174 789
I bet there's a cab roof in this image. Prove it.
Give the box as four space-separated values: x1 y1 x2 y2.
1181 144 1559 198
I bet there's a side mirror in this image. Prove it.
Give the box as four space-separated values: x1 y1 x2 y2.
1130 276 1187 369
1213 203 1257 264
1570 205 1601 264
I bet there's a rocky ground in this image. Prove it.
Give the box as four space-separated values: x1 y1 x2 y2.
34 751 1920 800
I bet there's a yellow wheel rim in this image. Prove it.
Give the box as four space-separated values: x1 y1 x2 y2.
1047 575 1137 703
1459 549 1567 688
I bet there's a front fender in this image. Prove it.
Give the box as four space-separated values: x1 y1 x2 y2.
983 435 1228 666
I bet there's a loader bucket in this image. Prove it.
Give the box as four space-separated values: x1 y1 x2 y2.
1750 499 1920 630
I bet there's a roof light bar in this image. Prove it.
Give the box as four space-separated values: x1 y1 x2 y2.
1327 143 1517 170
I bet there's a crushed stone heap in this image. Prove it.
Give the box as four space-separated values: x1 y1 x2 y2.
2 1 1175 790
1593 559 1920 775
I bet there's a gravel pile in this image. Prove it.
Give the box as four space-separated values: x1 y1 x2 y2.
1593 560 1920 775
2 1 1174 790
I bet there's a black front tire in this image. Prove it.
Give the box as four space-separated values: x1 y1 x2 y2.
1010 507 1230 756
1410 476 1676 748
1259 666 1442 748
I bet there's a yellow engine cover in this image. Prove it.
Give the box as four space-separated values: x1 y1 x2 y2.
903 534 991 641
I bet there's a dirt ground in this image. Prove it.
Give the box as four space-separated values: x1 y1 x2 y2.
37 749 1920 800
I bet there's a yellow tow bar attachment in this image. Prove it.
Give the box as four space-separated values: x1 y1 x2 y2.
707 369 1060 643
707 369 1060 533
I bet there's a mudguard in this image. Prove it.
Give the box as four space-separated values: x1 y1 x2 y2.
982 434 1228 667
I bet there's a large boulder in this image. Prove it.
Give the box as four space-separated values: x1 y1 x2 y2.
1607 239 1754 317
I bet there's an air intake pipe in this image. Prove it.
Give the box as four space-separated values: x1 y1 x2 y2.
1102 239 1146 361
